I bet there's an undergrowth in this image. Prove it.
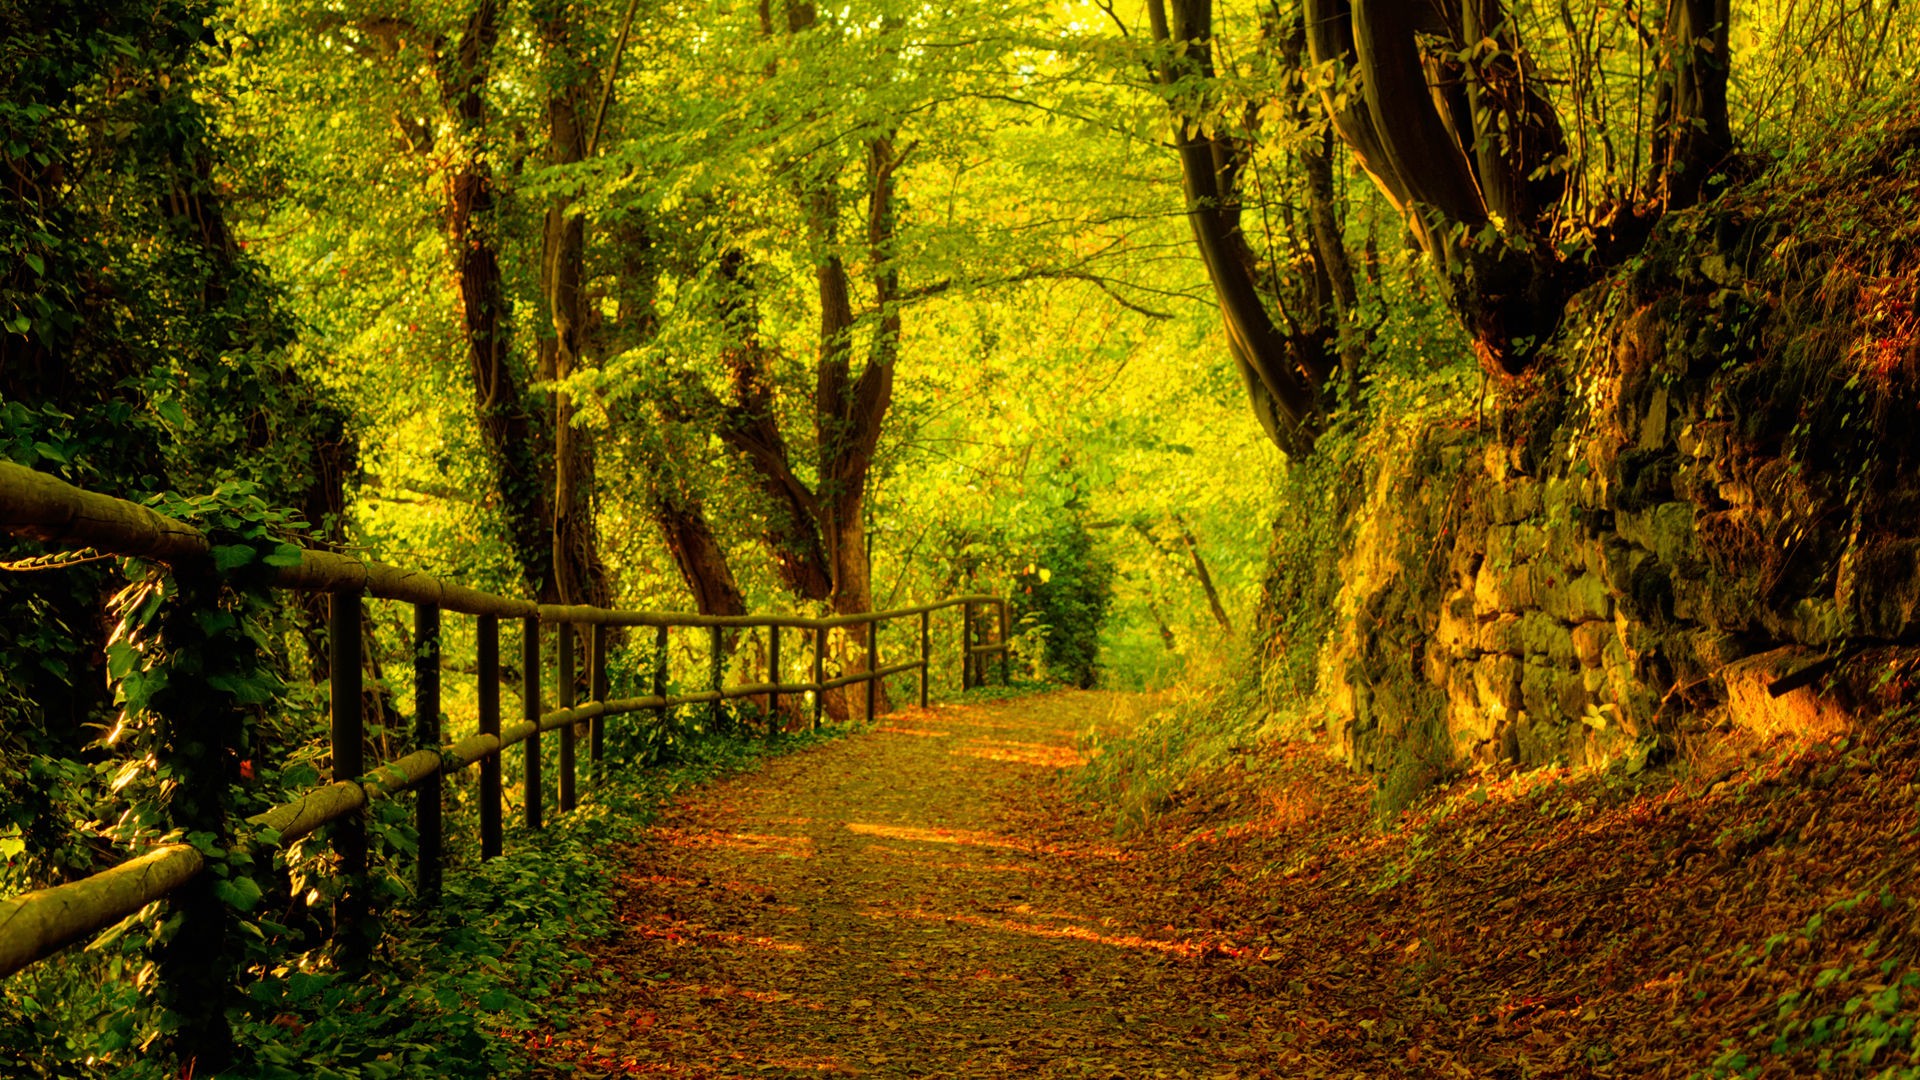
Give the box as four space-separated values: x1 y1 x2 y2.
1075 670 1276 833
0 723 845 1079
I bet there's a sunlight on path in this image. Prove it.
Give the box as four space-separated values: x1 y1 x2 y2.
534 691 1313 1078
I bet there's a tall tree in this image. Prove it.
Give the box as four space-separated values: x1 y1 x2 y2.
534 0 612 608
1140 0 1360 454
433 0 557 597
1300 0 1733 374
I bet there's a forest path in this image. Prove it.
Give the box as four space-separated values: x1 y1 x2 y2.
533 691 1312 1078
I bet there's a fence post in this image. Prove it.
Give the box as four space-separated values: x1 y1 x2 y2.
961 602 974 690
708 625 724 731
918 609 930 708
865 618 879 723
589 622 607 778
477 614 502 859
155 567 244 1067
767 624 781 734
329 588 368 964
652 624 669 731
812 624 825 730
558 622 576 813
998 599 1011 686
414 603 442 903
523 617 542 830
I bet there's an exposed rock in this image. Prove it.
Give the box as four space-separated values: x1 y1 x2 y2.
1721 647 1851 741
1836 538 1920 640
1571 621 1612 669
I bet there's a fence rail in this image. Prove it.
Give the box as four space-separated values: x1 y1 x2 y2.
0 462 1011 984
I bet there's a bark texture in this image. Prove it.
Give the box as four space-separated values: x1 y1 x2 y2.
435 0 554 599
1146 0 1335 455
1302 0 1733 375
536 0 611 609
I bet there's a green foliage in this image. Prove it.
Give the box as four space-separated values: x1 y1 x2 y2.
1076 677 1265 833
221 728 811 1079
1708 899 1920 1078
0 0 349 902
1011 514 1115 690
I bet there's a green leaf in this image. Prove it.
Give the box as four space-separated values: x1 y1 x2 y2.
211 544 257 571
263 542 305 568
215 875 263 912
105 640 137 681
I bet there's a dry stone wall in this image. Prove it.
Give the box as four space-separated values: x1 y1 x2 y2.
1320 271 1920 782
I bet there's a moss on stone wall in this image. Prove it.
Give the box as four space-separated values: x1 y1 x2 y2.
1259 102 1920 798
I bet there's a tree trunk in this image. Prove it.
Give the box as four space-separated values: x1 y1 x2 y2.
713 249 835 600
437 0 553 600
1173 515 1233 636
709 11 903 720
1149 599 1179 653
1147 0 1332 454
1653 0 1733 209
536 0 611 609
1304 0 1573 377
654 495 748 616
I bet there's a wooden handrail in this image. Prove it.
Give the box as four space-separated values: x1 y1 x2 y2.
0 463 1015 982
0 462 1002 629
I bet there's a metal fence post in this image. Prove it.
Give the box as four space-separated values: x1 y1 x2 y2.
478 615 501 859
558 622 576 813
414 603 442 902
523 617 542 830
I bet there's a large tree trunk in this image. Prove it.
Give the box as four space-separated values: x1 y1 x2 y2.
706 9 904 720
1146 0 1334 454
536 0 611 609
1652 0 1733 209
654 493 748 616
713 249 835 601
436 0 553 600
1303 0 1729 373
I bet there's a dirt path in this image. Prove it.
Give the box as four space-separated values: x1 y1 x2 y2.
536 692 1305 1078
531 687 1920 1078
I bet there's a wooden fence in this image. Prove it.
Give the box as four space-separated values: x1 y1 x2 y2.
0 461 1010 982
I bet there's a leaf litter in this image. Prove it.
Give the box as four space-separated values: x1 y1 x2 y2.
528 690 1920 1078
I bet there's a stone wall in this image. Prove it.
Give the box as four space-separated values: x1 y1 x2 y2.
1313 171 1920 782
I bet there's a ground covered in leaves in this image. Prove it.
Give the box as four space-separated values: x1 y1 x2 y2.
531 690 1920 1078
